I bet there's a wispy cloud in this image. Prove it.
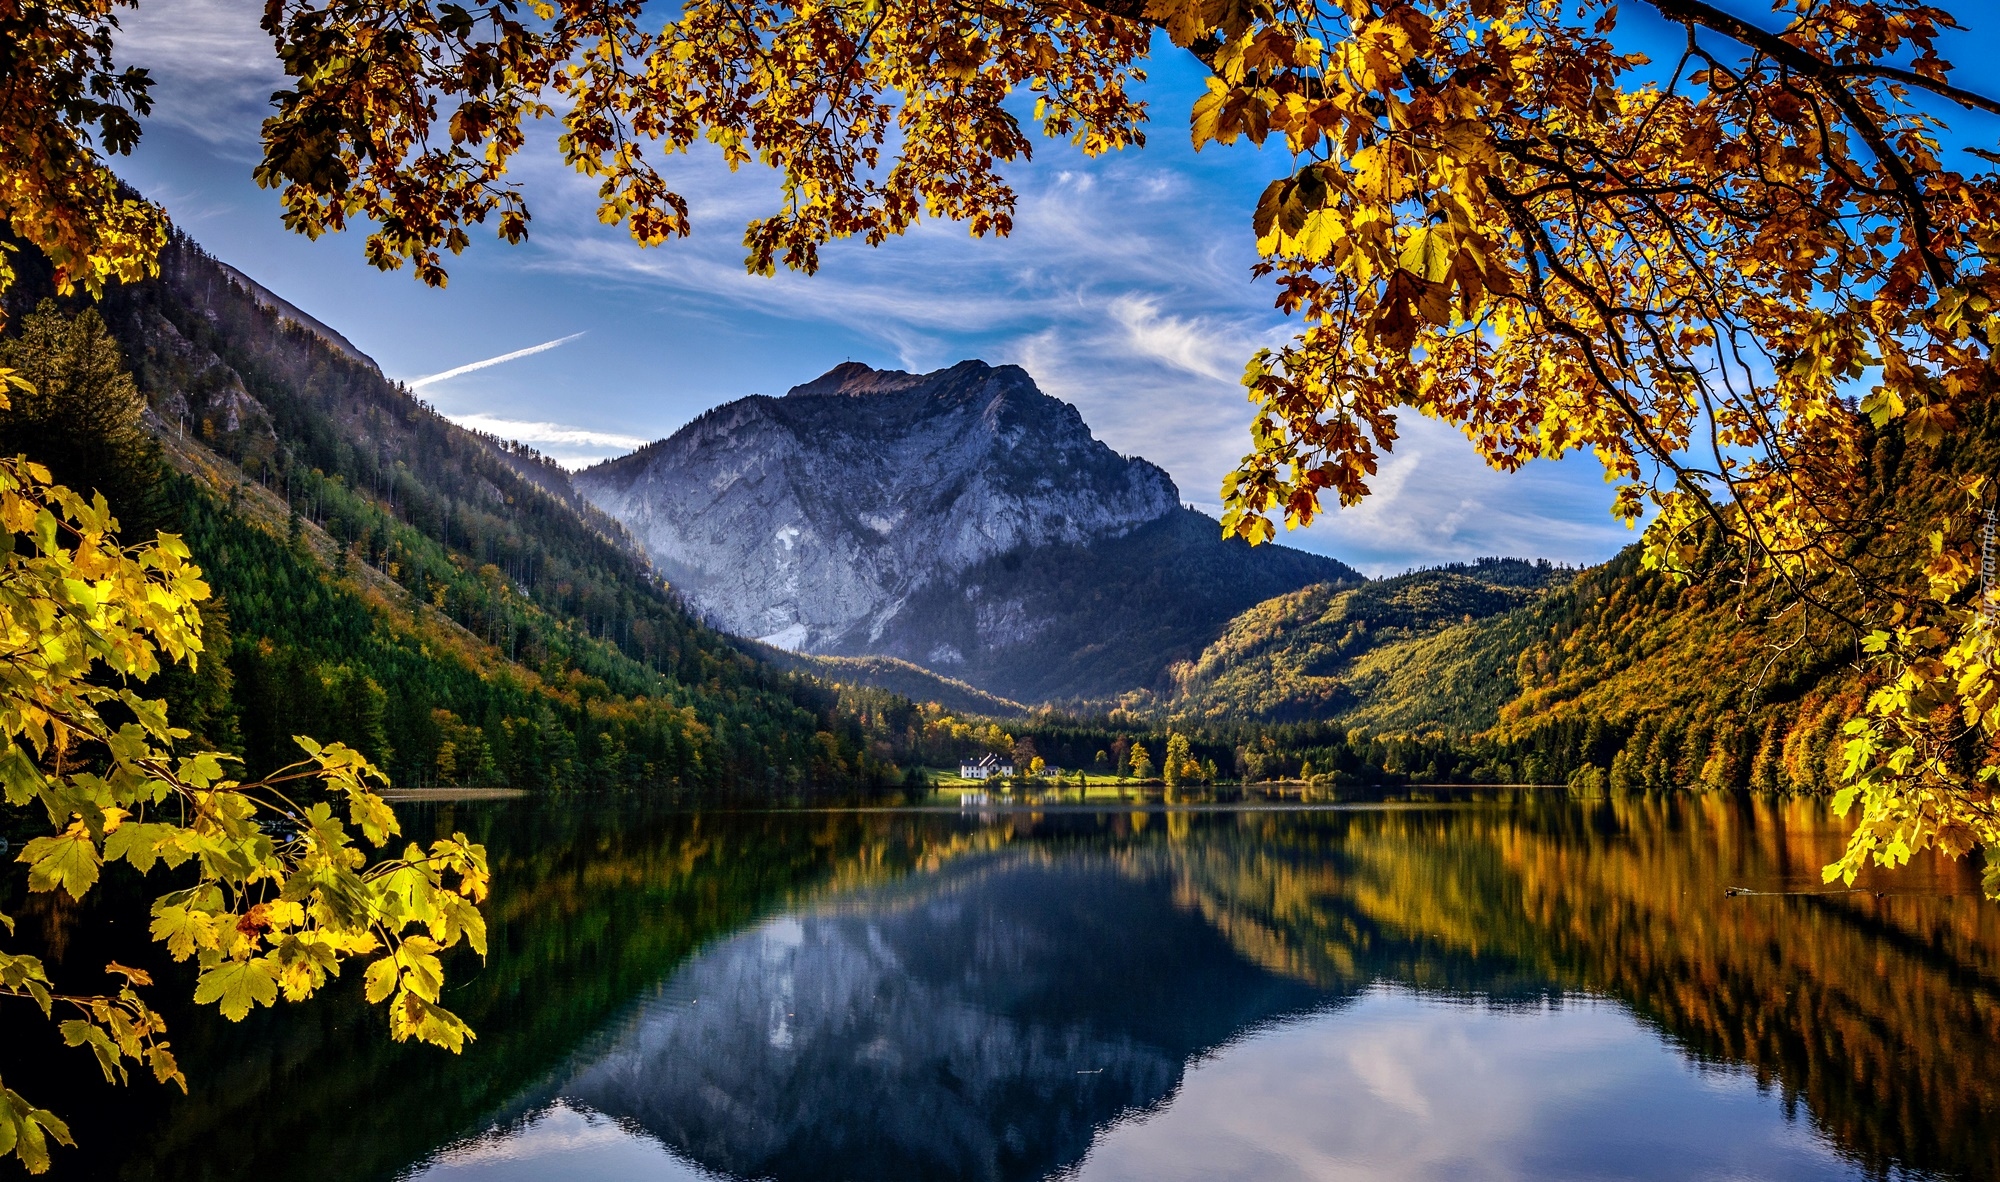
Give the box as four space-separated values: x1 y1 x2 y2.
442 413 650 469
446 413 649 451
409 333 587 389
116 0 285 156
1105 296 1247 384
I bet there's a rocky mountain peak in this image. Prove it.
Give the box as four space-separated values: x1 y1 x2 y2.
782 359 934 398
575 361 1180 652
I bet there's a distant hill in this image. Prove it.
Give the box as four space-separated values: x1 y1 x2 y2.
1153 403 1981 795
577 361 1360 702
1158 558 1569 728
1404 421 1960 794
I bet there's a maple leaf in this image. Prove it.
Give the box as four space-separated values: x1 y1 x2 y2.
192 961 281 1022
103 821 175 875
0 1085 73 1175
21 826 100 899
148 904 219 961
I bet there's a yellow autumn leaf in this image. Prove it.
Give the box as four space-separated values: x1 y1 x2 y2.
191 960 280 1022
1397 226 1453 283
364 955 401 1005
148 904 220 961
21 827 100 899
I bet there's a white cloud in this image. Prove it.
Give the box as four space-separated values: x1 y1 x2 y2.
445 413 649 451
116 0 284 156
1105 295 1247 384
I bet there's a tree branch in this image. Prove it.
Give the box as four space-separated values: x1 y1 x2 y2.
1643 0 1972 295
1832 62 2000 117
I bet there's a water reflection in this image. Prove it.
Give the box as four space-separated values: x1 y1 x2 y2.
536 859 1323 1182
1065 993 1861 1182
396 796 1995 1182
10 794 1997 1181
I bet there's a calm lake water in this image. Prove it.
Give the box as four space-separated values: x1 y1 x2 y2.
6 791 1997 1181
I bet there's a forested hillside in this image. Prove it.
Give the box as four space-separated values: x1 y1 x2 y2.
1456 409 1979 793
749 648 1029 718
0 230 943 792
1134 405 1990 795
1155 558 1566 727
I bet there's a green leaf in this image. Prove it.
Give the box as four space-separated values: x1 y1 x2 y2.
0 744 48 808
58 1021 122 1084
21 828 101 899
103 821 173 875
192 960 280 1021
178 752 227 788
0 1084 73 1174
148 903 219 960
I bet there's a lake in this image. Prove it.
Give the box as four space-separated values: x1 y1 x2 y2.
5 790 1997 1181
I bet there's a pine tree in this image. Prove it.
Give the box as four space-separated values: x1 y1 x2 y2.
0 301 167 535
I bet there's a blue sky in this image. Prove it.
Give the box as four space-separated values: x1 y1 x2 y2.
103 1 1999 574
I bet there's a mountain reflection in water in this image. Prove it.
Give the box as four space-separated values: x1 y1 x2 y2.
398 795 1996 1182
10 794 1997 1181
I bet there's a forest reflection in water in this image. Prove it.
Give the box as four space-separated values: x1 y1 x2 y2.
7 791 1996 1182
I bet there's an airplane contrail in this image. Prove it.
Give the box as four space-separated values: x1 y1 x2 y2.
407 331 586 389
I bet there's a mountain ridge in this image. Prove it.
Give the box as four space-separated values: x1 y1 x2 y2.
576 360 1360 701
576 359 1184 652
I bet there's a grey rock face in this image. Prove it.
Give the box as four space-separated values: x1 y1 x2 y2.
574 361 1178 650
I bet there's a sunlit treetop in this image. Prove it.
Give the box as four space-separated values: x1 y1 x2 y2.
254 0 1154 282
0 0 165 300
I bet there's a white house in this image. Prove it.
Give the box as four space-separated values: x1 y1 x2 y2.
960 753 1016 780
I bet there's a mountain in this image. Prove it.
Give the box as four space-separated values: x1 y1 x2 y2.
0 227 933 793
576 361 1359 702
574 359 1180 648
1157 559 1570 728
